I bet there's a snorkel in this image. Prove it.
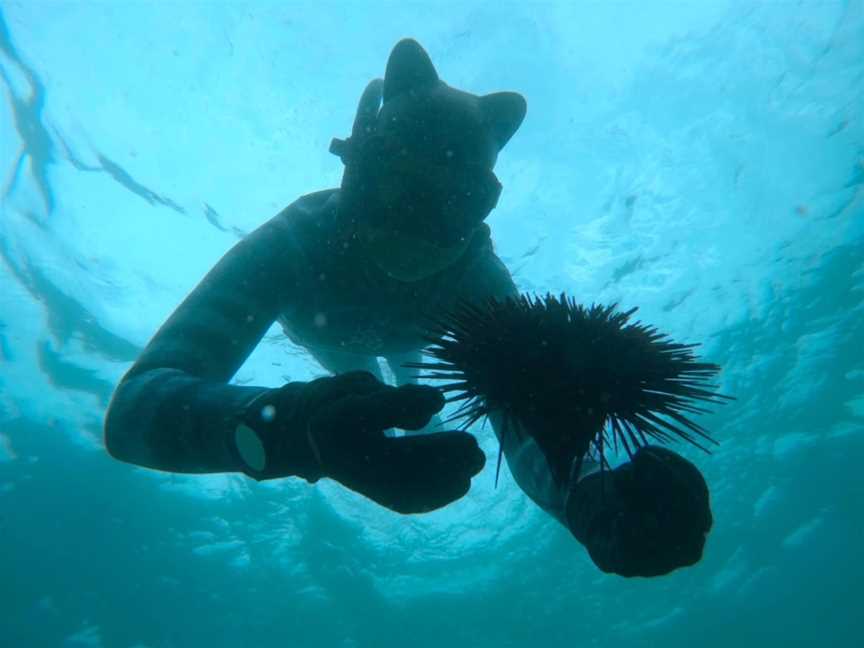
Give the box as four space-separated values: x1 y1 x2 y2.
330 39 526 282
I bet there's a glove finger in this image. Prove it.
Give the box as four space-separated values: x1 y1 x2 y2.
347 383 446 432
336 431 485 514
613 507 708 577
631 447 712 530
393 431 486 477
296 371 387 422
633 446 708 495
610 447 711 576
305 370 385 403
326 370 383 391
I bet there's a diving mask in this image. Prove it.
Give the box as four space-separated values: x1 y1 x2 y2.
358 222 476 282
360 135 502 246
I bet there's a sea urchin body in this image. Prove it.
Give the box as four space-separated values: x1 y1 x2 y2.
410 294 732 486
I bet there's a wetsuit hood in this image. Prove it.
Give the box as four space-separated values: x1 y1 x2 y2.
331 39 526 172
330 39 526 282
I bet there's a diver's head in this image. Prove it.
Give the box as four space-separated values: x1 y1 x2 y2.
331 39 526 282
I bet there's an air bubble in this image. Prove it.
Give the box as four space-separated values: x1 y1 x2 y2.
261 405 276 422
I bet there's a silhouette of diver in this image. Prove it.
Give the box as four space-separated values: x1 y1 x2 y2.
105 39 710 577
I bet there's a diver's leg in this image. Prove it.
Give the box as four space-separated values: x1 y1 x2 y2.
384 350 422 386
309 347 384 381
385 351 443 435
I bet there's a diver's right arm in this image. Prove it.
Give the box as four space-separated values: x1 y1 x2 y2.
104 200 485 513
104 206 299 474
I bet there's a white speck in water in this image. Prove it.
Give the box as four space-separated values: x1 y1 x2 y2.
261 405 276 422
246 314 255 323
314 313 328 328
446 149 453 158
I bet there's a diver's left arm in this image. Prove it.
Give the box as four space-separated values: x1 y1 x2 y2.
461 244 589 519
469 247 711 577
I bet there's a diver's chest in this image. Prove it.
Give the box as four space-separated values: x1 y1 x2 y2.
281 271 444 355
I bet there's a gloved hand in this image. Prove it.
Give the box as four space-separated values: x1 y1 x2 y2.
565 446 712 577
234 371 486 514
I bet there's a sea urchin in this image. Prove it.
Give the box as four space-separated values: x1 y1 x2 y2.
410 294 732 486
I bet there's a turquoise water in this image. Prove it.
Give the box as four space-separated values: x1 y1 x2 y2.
1 2 862 646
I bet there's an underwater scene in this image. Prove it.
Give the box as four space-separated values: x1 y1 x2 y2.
1 2 862 647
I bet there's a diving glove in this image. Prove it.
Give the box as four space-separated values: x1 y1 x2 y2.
233 371 486 514
565 446 712 577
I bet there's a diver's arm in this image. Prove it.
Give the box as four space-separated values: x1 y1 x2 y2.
488 412 568 518
104 207 298 474
474 252 709 576
469 246 597 522
104 203 486 514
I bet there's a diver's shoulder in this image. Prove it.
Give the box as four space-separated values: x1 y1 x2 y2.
275 188 340 225
470 222 493 250
455 224 517 300
461 223 496 261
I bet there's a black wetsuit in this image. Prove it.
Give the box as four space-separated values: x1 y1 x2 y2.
105 188 578 520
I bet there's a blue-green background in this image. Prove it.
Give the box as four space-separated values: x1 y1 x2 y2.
1 2 862 647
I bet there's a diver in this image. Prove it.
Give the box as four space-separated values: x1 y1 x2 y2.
104 39 710 577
